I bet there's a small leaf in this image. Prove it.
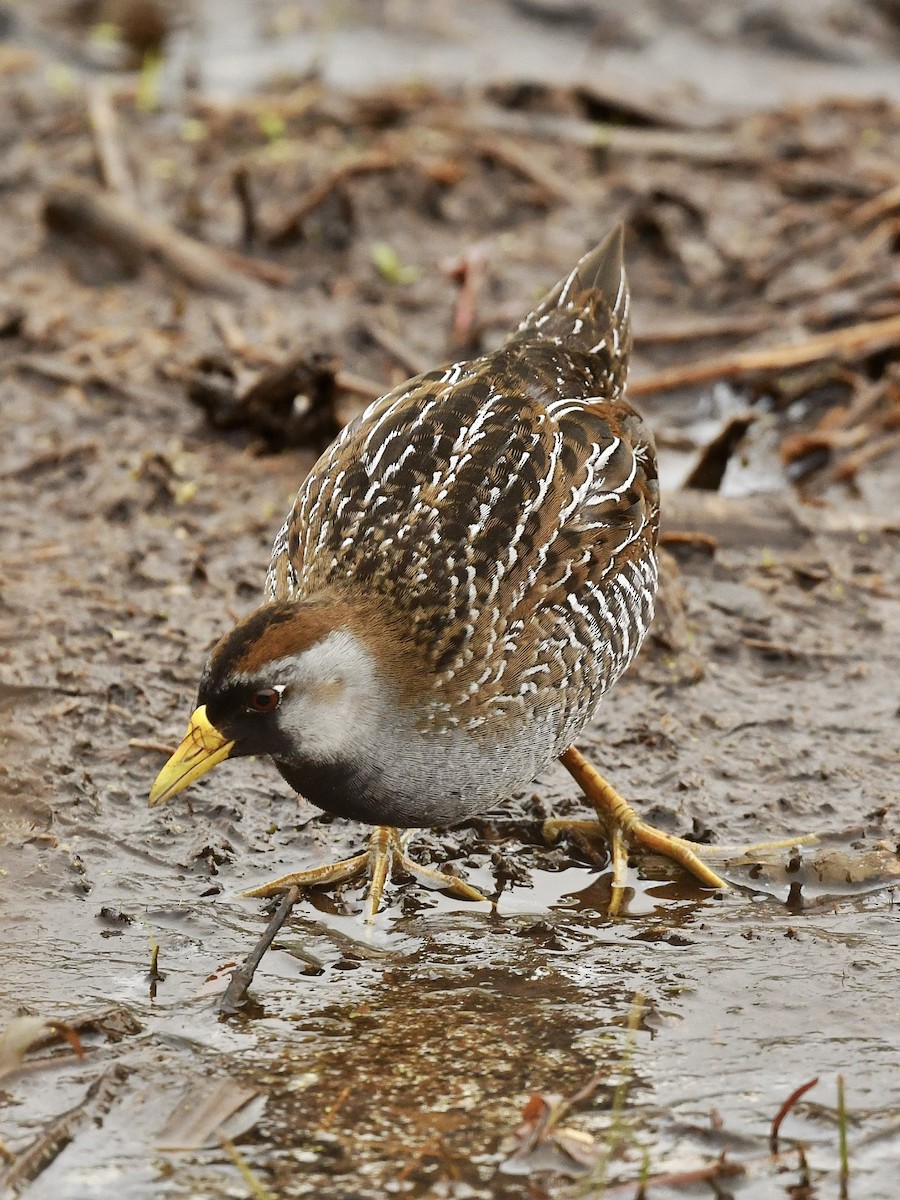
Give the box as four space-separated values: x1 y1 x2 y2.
371 243 421 285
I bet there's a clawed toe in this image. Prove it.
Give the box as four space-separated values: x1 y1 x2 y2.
551 746 819 913
243 826 493 922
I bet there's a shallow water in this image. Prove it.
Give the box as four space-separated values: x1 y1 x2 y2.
2 2 900 1194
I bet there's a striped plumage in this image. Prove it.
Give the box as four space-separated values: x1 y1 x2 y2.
150 227 724 917
269 232 655 734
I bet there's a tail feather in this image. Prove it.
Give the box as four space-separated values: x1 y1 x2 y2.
509 224 631 395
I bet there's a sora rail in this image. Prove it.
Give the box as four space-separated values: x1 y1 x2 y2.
150 226 728 919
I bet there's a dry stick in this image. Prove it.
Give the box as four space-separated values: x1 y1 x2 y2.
629 311 900 397
232 164 257 248
219 886 301 1015
770 1076 819 1149
474 134 567 203
269 152 399 245
769 217 899 306
12 351 165 408
767 180 900 275
335 369 389 401
128 738 177 754
461 106 766 164
639 311 770 345
364 317 431 376
846 180 900 229
43 179 268 298
833 428 900 481
85 82 135 198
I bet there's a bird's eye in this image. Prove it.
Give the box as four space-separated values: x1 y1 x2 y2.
248 688 281 714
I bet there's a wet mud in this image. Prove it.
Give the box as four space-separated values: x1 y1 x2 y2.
1 3 900 1197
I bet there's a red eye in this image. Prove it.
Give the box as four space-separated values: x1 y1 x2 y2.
249 688 281 714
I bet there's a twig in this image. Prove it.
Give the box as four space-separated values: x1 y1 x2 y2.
232 164 257 248
43 178 265 298
85 82 135 198
832 429 900 481
128 738 177 755
315 1083 353 1134
335 369 387 400
682 413 756 491
216 247 297 288
658 529 717 554
770 1076 819 1149
443 241 490 352
460 106 765 164
268 152 399 246
629 312 900 397
475 135 566 203
639 312 770 344
10 352 162 407
219 886 301 1015
846 180 900 230
364 318 430 376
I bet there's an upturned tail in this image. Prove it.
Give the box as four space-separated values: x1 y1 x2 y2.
508 224 631 397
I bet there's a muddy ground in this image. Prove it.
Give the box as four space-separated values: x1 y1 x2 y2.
1 3 900 1198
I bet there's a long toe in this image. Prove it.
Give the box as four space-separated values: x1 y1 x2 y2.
243 826 494 921
242 850 371 899
557 745 729 896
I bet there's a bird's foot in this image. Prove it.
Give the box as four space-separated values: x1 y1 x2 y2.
243 825 493 922
551 746 815 916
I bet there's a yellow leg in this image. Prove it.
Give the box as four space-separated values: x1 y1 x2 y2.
551 745 728 892
244 826 493 923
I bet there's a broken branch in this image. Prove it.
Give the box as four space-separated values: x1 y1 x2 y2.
630 312 900 397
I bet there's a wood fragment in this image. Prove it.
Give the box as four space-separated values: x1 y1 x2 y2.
639 312 771 345
232 164 257 248
658 530 718 554
630 312 900 397
188 347 345 448
268 152 399 246
832 429 900 481
364 318 430 376
475 135 566 203
443 241 491 352
845 181 900 231
85 82 135 198
43 178 263 298
335 369 387 401
461 107 766 164
219 886 301 1015
216 247 298 288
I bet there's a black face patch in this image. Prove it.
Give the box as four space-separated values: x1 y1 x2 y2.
201 681 294 760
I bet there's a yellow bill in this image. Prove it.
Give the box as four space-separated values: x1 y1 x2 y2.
148 705 235 808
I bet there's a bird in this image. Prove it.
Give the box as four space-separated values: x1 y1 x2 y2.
149 225 728 920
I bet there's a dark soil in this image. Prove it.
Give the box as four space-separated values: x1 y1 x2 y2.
1 4 899 1198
